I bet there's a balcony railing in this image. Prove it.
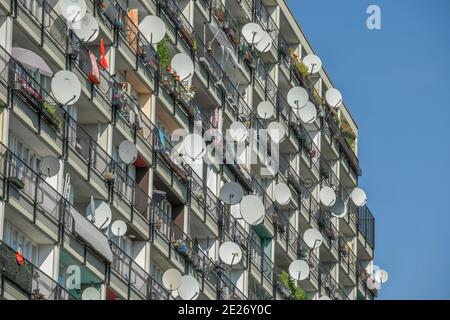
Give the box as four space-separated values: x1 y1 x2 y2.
356 262 377 299
357 205 375 249
249 236 274 285
324 110 361 176
338 236 357 276
253 0 279 49
150 203 247 300
220 204 250 256
110 241 173 300
319 267 349 300
0 241 76 300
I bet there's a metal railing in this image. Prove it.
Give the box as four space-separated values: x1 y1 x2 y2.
338 236 357 276
150 202 247 300
0 241 76 300
357 205 375 249
110 241 173 300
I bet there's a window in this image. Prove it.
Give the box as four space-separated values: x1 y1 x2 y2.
8 133 42 195
4 222 38 265
112 146 136 203
108 231 132 257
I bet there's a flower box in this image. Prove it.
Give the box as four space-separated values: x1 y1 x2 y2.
8 176 25 190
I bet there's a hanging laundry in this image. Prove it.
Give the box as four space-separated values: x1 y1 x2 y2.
210 107 219 128
157 128 166 148
99 38 108 69
87 50 101 85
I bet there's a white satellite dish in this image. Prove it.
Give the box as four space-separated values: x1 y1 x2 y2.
350 187 367 207
273 183 292 206
302 54 322 74
242 23 263 45
319 186 336 207
318 295 330 300
267 121 286 144
81 287 100 300
118 141 138 165
111 220 127 237
287 86 309 110
39 156 60 177
289 259 310 281
256 101 275 120
86 198 112 230
374 269 389 284
59 0 86 22
219 182 244 205
229 121 248 142
162 268 182 291
219 241 243 266
71 13 99 43
303 228 323 249
325 88 343 109
182 134 206 160
366 277 377 290
138 15 166 44
171 53 194 81
51 70 81 105
240 195 265 225
255 31 272 53
330 197 347 218
298 101 317 124
178 275 200 300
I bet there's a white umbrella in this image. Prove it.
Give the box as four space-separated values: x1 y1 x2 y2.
12 47 53 77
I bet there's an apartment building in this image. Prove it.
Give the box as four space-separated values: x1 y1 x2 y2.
0 0 376 300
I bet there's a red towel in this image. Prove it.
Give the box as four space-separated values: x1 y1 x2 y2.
16 251 24 266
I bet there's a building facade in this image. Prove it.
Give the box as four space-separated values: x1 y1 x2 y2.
0 0 376 300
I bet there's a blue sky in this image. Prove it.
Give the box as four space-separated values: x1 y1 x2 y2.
287 0 450 299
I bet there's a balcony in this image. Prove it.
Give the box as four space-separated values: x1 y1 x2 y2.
297 237 320 291
273 213 297 264
338 237 357 286
249 237 273 294
356 262 377 300
220 206 249 270
190 170 220 236
149 203 218 299
319 268 349 300
109 242 173 300
357 205 375 258
324 110 361 177
316 211 339 262
273 268 308 300
250 175 276 238
0 241 76 300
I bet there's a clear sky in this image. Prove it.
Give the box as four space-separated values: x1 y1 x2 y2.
287 0 450 299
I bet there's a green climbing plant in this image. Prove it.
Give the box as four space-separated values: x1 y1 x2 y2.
279 271 308 300
157 37 170 70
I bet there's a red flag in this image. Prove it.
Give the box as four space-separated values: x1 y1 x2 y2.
99 38 108 69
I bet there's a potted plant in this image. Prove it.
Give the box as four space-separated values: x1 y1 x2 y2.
278 271 308 300
41 100 62 131
214 5 226 23
157 37 170 71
